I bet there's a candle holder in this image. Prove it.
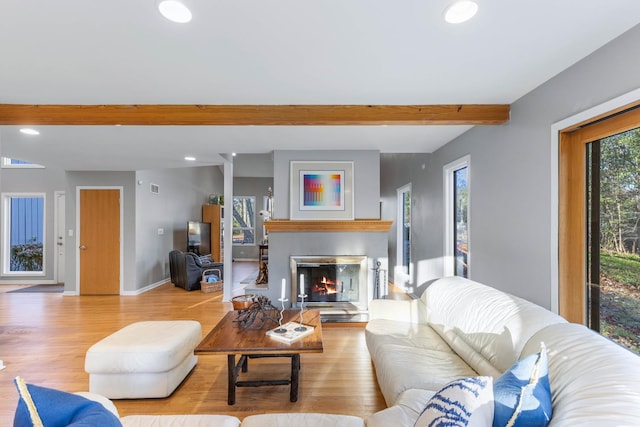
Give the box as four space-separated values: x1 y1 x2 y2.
295 293 308 332
273 297 288 333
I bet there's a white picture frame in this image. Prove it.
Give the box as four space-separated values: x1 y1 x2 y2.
290 161 354 220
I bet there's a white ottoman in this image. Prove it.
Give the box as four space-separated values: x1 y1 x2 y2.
85 320 201 399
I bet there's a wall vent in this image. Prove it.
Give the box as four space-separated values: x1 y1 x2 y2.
150 183 160 194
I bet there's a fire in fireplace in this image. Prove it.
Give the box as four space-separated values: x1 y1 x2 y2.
290 256 368 311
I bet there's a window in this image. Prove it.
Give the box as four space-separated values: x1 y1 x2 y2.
444 156 470 278
2 193 45 274
396 184 412 289
559 104 640 355
585 126 640 355
1 157 44 168
232 196 256 245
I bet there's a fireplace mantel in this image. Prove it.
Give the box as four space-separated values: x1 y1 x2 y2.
264 219 392 233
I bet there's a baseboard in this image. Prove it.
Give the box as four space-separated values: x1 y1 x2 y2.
0 279 58 285
121 278 168 296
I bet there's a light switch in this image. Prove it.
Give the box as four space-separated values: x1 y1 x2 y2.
157 228 164 235
68 229 74 237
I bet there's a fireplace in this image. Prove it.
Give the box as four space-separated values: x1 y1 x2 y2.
290 256 368 313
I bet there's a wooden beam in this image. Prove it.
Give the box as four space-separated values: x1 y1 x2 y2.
0 104 509 126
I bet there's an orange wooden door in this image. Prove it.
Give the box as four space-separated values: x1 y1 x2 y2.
79 189 120 295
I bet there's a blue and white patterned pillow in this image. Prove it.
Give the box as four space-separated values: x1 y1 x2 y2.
493 343 552 427
414 376 494 427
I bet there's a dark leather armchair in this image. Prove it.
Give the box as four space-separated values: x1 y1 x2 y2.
169 250 223 291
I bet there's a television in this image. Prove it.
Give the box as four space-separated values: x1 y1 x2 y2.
187 221 211 256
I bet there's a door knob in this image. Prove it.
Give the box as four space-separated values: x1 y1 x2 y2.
79 245 87 250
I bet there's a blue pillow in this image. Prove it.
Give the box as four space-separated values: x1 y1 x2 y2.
14 377 122 427
493 343 552 427
415 376 494 427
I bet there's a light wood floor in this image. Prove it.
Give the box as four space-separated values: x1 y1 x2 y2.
0 267 387 423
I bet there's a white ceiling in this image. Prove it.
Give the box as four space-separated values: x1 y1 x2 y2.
1 0 640 171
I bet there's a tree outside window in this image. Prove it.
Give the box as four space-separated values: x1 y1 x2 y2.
232 196 256 245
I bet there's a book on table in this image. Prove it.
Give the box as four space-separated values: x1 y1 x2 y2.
266 321 314 343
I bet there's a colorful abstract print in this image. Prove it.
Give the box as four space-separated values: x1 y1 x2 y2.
302 173 342 207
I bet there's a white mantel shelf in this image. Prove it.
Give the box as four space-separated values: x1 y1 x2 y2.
264 219 393 233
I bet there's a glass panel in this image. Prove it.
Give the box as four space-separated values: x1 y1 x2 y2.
402 189 411 273
454 167 469 278
232 196 255 245
9 196 44 272
588 127 640 354
10 159 32 165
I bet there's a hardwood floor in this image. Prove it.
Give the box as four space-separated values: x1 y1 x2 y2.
0 267 387 423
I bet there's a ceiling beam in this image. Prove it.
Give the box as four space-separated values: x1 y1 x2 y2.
0 104 509 126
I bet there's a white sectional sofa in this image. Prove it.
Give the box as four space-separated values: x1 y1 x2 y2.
16 276 640 426
364 276 640 426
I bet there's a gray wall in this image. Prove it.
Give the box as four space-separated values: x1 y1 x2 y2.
273 150 381 219
233 153 274 178
65 166 223 294
65 171 137 293
264 150 384 305
135 166 223 289
380 24 640 308
380 153 437 294
0 166 67 282
231 176 273 260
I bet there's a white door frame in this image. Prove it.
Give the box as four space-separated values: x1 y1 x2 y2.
396 183 412 291
443 155 471 277
54 191 65 284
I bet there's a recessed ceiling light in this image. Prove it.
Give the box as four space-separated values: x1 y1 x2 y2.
184 156 196 161
158 0 192 23
232 153 237 157
20 128 40 135
444 0 478 24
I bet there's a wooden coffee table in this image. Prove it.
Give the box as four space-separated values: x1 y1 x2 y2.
195 309 323 404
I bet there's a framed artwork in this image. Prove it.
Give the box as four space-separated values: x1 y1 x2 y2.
290 161 354 220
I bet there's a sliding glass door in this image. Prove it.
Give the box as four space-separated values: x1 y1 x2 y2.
586 128 640 353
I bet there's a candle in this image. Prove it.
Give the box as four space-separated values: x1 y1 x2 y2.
281 278 286 300
300 274 304 291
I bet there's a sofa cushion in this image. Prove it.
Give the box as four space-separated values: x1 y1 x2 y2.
424 277 566 376
493 344 551 427
415 376 494 427
120 415 241 427
365 389 435 427
241 413 364 427
13 377 122 427
372 343 478 406
368 298 428 324
365 319 454 360
522 323 640 426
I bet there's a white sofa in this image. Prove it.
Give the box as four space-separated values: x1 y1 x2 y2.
364 276 640 426
57 276 640 426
